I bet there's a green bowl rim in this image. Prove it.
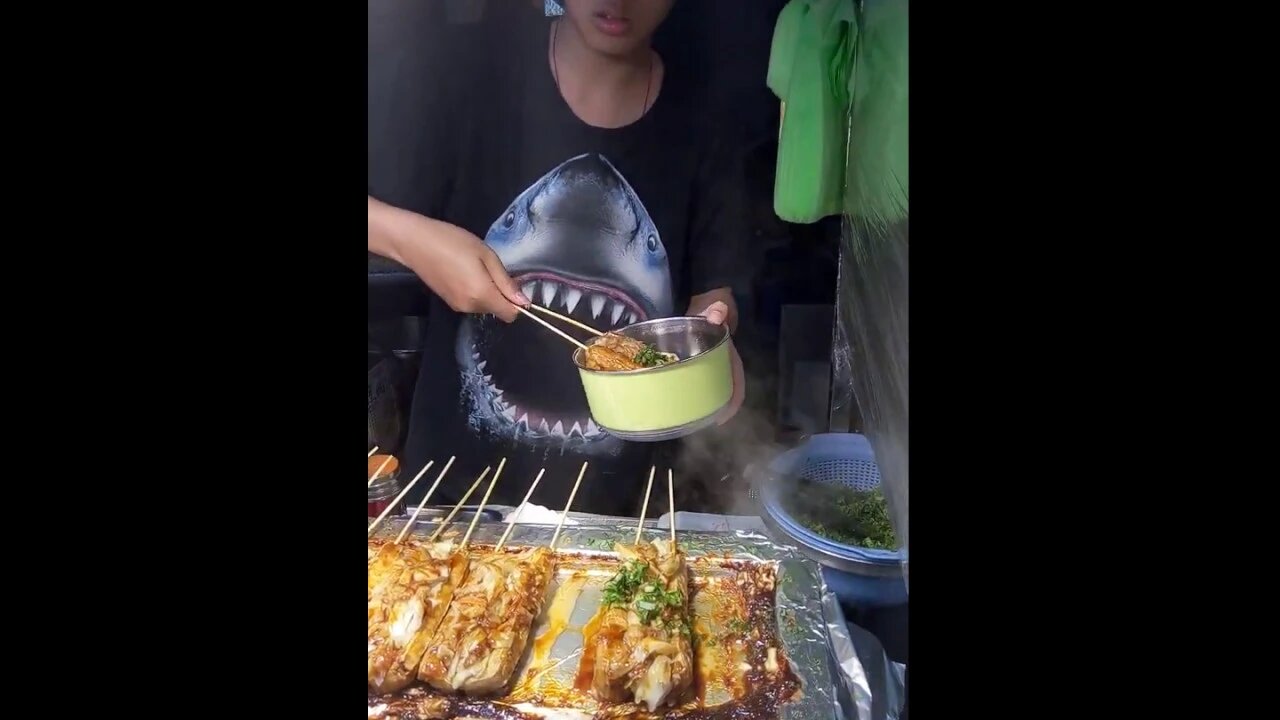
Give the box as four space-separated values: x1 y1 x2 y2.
571 316 731 377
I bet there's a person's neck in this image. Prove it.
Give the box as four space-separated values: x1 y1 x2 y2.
551 19 655 128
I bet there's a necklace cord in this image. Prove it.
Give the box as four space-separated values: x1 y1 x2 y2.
551 19 653 124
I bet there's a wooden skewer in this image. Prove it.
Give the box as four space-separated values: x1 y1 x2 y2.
368 454 400 488
495 467 546 552
634 466 657 545
516 306 589 351
388 460 441 539
550 461 588 549
368 471 426 536
461 457 505 549
428 466 491 542
528 303 604 337
395 456 457 544
668 468 676 546
367 445 380 458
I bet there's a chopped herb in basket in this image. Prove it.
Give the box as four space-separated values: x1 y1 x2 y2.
787 483 898 550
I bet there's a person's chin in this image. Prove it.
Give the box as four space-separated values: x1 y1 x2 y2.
585 33 645 58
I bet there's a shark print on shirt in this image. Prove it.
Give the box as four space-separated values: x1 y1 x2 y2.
455 154 674 456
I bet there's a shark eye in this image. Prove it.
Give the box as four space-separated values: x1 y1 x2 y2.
646 233 659 253
502 210 516 229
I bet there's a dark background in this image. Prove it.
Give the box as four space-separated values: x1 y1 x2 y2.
363 1 908 681
367 0 846 496
35 0 1109 714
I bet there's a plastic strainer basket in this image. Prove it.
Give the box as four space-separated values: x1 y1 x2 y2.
759 433 905 607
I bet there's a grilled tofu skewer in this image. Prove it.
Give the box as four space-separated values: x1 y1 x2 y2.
369 460 499 693
419 462 542 694
419 463 583 695
418 545 555 695
367 458 466 695
369 460 504 694
583 470 693 711
368 539 468 694
582 332 679 371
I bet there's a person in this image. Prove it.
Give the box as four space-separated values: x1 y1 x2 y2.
367 0 747 516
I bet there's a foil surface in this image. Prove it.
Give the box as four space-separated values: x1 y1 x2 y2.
369 521 843 720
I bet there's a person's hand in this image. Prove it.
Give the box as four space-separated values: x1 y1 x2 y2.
694 299 745 425
699 300 730 326
392 212 529 322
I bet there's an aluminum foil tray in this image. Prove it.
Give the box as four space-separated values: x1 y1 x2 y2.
368 520 842 720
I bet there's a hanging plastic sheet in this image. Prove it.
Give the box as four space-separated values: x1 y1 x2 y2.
838 0 909 586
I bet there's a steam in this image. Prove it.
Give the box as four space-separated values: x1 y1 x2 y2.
670 379 786 519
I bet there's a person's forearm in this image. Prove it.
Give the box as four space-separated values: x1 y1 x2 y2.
368 196 410 266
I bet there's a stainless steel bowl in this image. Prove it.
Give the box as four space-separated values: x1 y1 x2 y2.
602 317 730 370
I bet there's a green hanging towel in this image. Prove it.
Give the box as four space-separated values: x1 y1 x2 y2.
767 0 858 224
844 0 908 225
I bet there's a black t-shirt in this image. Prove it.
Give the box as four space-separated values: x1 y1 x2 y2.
398 15 746 516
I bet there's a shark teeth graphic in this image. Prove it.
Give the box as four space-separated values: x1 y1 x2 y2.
522 278 641 331
459 154 675 450
464 274 648 442
472 341 608 441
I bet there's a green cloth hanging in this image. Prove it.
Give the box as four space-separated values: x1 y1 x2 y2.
767 0 858 225
844 0 908 224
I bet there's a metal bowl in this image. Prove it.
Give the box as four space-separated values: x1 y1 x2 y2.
571 317 732 442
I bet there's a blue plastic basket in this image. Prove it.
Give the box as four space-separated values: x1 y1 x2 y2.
761 433 906 607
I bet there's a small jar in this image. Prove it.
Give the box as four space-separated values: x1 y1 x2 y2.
368 454 402 519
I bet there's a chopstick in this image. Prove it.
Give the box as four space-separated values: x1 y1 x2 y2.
367 445 379 458
516 306 589 351
527 303 604 337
